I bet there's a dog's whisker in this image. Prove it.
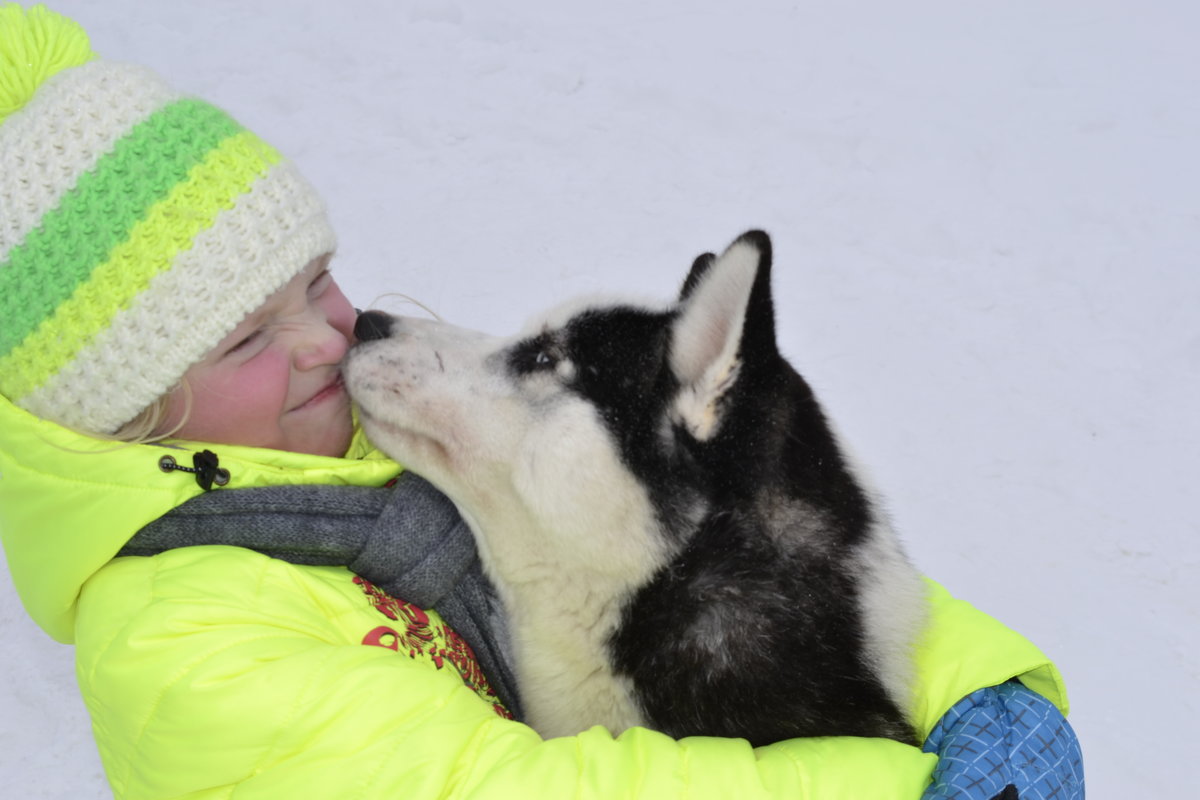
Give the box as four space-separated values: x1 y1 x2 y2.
368 292 445 321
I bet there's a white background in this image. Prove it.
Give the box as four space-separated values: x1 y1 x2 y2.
2 1 1196 795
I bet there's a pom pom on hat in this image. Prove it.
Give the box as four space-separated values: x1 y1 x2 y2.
0 3 96 122
0 5 337 435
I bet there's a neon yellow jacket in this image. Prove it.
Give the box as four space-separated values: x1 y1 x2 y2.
0 394 1068 799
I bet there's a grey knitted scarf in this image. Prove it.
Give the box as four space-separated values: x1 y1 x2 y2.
120 472 522 718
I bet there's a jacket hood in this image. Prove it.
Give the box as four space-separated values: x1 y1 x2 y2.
0 394 399 642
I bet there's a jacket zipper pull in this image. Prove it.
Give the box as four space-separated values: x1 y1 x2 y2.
157 449 230 491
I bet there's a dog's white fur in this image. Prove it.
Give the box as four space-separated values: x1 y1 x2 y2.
347 314 672 735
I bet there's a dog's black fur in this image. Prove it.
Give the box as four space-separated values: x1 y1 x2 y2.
540 234 914 745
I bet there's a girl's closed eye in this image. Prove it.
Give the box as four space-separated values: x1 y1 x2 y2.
223 329 264 358
307 270 333 298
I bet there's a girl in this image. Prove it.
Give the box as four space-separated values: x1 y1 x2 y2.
0 6 1081 798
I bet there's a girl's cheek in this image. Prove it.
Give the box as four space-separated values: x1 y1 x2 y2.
238 349 292 396
200 350 291 406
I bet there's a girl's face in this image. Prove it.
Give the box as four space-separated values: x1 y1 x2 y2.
161 254 357 457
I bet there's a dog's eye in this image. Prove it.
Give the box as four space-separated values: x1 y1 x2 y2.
510 337 565 375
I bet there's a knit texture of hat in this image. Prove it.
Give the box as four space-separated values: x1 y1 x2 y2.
0 4 337 434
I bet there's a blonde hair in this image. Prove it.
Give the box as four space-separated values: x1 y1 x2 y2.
109 382 193 444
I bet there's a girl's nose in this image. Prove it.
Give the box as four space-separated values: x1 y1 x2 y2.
293 319 350 371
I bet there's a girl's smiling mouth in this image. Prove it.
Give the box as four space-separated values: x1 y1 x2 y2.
292 373 346 413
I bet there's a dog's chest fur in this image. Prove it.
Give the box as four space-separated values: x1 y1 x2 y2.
346 232 927 746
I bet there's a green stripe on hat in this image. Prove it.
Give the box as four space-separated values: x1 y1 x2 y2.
0 97 242 359
18 160 332 434
0 130 282 403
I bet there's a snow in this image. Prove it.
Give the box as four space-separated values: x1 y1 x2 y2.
2 1 1196 795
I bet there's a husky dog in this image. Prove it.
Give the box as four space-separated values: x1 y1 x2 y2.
344 231 927 746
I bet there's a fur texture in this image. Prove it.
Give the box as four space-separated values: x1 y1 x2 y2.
344 231 927 745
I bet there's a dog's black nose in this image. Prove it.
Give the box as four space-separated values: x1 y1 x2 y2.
355 310 394 342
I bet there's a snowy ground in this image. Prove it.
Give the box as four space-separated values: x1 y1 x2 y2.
2 1 1196 795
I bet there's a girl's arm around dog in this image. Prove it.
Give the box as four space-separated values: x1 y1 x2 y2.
75 540 1059 798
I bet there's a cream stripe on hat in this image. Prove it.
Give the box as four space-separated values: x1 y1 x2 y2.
0 60 179 261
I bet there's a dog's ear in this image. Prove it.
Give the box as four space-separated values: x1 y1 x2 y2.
679 252 716 301
670 230 776 441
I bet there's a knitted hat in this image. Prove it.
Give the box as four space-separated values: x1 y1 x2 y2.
0 5 337 434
